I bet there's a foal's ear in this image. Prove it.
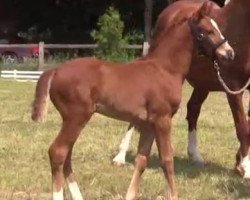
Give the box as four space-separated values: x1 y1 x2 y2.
192 1 213 21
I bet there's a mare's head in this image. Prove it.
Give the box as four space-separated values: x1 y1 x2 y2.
188 1 235 61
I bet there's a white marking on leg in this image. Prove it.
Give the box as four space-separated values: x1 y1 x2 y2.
224 0 230 6
68 181 84 200
188 129 204 164
241 155 250 179
53 187 63 200
113 127 134 165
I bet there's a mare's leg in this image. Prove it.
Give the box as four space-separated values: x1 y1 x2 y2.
49 106 93 200
113 123 134 166
227 93 250 179
186 88 209 165
154 116 177 200
125 126 154 200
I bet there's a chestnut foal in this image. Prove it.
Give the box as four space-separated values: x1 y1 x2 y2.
32 2 234 200
113 0 250 179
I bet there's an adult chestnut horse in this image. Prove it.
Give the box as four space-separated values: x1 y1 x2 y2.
113 0 250 179
31 2 234 200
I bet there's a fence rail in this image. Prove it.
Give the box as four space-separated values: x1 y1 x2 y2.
1 70 43 80
0 43 143 49
0 41 149 74
0 42 146 70
0 43 150 81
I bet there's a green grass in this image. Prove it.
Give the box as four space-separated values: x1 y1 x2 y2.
0 79 250 200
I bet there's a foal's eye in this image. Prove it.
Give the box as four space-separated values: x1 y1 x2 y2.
197 33 205 40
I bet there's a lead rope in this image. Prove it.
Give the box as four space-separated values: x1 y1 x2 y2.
213 60 250 95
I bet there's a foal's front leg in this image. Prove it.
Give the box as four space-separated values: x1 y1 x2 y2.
125 126 154 200
227 93 250 179
154 116 178 200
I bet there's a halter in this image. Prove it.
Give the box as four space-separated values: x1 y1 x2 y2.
188 18 250 95
188 18 227 59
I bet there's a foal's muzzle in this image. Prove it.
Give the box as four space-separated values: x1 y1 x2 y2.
215 40 235 61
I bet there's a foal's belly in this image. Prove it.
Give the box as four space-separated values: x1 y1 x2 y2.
95 102 148 123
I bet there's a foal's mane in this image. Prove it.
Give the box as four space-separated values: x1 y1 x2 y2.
149 15 191 53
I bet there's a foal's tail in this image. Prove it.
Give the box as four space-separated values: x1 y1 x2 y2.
31 69 56 122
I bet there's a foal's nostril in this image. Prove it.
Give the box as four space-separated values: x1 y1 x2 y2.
227 49 235 60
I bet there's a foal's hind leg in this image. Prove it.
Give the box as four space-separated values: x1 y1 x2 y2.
113 123 134 166
49 110 92 200
227 93 250 179
64 148 83 200
125 126 154 200
186 88 209 166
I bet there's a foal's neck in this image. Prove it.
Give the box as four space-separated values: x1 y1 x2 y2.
147 21 194 77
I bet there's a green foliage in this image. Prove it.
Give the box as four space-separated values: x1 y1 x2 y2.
91 7 134 62
127 30 144 44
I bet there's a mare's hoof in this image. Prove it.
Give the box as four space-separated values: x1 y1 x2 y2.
188 152 205 168
191 160 206 168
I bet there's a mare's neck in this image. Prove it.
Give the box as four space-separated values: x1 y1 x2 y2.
146 21 194 76
219 0 250 75
220 0 250 38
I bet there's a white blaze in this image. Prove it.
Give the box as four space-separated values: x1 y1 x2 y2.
210 18 233 57
224 0 230 6
210 18 224 40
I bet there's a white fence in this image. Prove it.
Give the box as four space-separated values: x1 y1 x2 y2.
1 70 43 81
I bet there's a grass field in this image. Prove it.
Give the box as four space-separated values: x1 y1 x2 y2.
0 79 250 200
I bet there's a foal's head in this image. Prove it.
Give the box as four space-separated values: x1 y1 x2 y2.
189 1 235 61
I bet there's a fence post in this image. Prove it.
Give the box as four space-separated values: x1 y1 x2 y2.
14 69 17 80
38 42 44 70
142 41 150 56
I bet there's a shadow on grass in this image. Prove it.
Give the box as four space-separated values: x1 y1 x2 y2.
218 178 250 199
125 151 234 178
123 151 250 198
